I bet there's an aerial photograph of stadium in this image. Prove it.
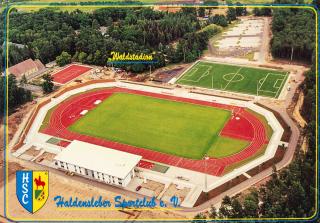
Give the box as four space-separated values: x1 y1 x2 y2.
0 1 317 222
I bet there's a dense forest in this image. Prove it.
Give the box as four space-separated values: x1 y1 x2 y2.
2 7 226 73
269 7 316 217
195 6 317 220
271 7 315 62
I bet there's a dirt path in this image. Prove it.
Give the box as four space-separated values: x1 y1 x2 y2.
293 91 307 128
259 17 271 63
0 101 36 151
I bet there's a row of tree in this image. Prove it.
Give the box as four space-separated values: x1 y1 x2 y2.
0 74 32 115
195 151 315 220
4 8 227 73
2 6 245 74
270 7 315 62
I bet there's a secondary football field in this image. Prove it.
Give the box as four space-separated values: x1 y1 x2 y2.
68 93 249 160
176 61 289 98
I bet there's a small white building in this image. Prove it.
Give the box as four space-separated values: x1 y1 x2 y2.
54 140 142 187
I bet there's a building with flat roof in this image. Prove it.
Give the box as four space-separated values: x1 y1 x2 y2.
54 140 142 187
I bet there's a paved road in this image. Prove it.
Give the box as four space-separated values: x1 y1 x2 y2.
259 17 271 63
21 84 42 94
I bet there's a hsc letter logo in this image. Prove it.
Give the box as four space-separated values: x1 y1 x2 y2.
16 170 49 213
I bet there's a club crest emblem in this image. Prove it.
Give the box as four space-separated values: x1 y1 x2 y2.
16 170 49 213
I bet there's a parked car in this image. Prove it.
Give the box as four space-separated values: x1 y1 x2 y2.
136 185 142 191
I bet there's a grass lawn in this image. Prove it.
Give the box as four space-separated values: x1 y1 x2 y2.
176 61 289 98
39 105 56 132
69 92 238 160
207 136 250 158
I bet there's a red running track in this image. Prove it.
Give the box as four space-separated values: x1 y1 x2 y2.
57 140 71 147
52 64 92 84
137 160 155 170
41 88 267 176
220 107 255 141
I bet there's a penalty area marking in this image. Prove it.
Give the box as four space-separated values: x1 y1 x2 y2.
273 79 283 88
180 65 212 83
257 72 287 98
274 72 289 98
183 67 199 78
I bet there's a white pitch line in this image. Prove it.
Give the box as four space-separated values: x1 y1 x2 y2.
258 89 279 93
258 72 287 98
274 72 288 98
257 73 270 92
222 67 242 91
211 73 214 89
181 66 212 83
273 79 282 88
183 67 199 77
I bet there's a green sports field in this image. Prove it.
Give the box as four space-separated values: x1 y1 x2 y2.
68 93 248 160
176 61 289 98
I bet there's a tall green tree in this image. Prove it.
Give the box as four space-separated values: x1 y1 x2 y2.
193 212 207 222
235 2 247 16
226 8 237 23
0 74 32 115
198 8 206 17
209 205 218 218
243 189 259 217
56 51 71 66
271 8 315 62
20 74 28 86
4 8 222 74
42 74 54 94
219 196 233 218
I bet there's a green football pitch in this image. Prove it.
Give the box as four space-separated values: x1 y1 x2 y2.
68 93 249 160
176 61 289 98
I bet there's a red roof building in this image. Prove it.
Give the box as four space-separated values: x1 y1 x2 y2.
8 58 45 79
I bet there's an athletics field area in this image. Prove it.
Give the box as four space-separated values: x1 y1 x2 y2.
40 88 270 176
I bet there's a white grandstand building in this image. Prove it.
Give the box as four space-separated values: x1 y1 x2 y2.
54 140 142 187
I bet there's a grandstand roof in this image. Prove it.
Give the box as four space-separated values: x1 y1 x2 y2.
54 140 142 179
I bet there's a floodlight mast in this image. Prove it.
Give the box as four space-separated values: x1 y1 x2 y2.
204 155 209 192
